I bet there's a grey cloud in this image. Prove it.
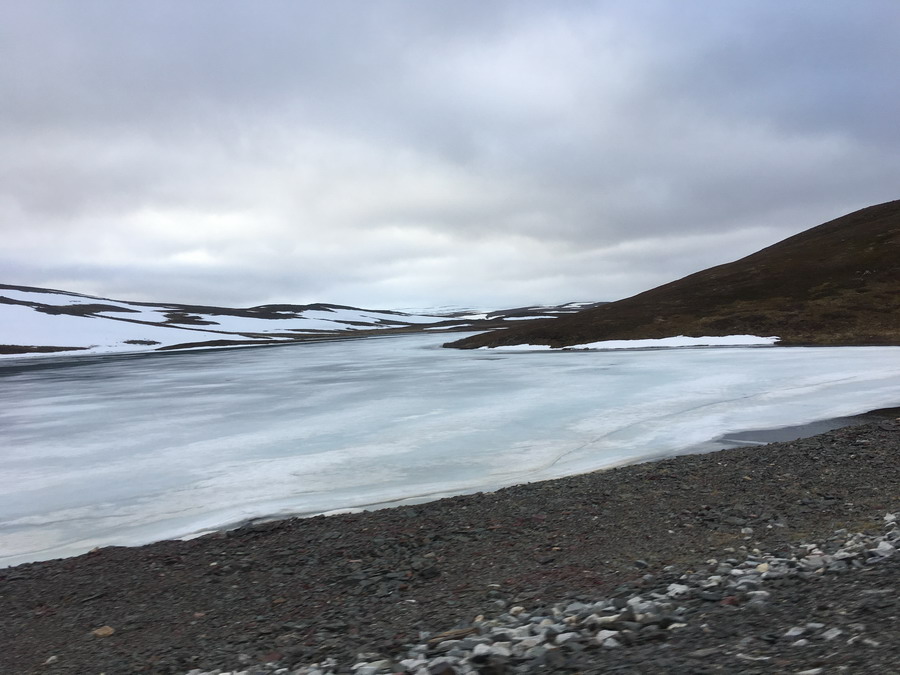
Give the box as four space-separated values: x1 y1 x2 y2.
1 1 898 308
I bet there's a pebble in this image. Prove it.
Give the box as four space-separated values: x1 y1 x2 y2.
872 540 895 557
666 583 690 597
554 631 579 644
181 512 900 675
821 627 843 641
594 629 619 643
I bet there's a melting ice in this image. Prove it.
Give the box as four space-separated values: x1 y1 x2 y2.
1 332 898 567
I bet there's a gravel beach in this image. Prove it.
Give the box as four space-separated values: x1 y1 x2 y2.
2 417 899 674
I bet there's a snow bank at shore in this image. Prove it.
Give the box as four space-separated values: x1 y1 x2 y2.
481 335 780 351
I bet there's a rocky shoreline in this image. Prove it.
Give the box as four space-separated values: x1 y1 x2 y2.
189 513 900 674
2 418 899 674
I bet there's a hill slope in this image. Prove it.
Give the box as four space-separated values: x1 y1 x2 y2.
0 285 466 355
0 284 602 356
447 200 900 349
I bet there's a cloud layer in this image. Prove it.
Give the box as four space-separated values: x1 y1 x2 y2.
2 1 899 308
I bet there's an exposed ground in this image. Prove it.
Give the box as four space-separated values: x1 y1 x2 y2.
2 418 899 674
447 200 900 349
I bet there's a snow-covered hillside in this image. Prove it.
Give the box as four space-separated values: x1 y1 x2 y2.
0 284 457 356
0 284 605 357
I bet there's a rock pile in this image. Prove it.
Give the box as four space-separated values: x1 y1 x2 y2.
184 512 899 674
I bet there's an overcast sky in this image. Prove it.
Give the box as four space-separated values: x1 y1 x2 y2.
2 1 898 310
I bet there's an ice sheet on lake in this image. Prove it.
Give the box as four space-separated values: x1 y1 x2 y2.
1 333 898 567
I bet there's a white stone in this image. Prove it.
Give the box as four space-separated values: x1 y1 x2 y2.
555 632 579 644
666 583 690 598
873 540 895 556
821 627 843 641
510 625 533 639
429 657 458 667
490 643 511 657
736 653 770 661
594 630 619 643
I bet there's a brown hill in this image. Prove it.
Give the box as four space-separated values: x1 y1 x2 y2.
447 199 900 349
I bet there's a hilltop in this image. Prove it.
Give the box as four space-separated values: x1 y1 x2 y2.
446 200 900 349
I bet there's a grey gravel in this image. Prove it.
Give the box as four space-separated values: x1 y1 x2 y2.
182 511 899 674
7 420 899 675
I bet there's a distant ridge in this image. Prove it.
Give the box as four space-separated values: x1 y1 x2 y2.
0 285 454 355
0 284 601 356
447 200 900 349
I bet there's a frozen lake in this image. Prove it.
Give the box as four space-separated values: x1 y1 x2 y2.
2 333 899 567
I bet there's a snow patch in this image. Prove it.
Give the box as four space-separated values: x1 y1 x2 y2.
0 286 450 356
423 324 473 330
481 335 780 351
0 303 238 354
